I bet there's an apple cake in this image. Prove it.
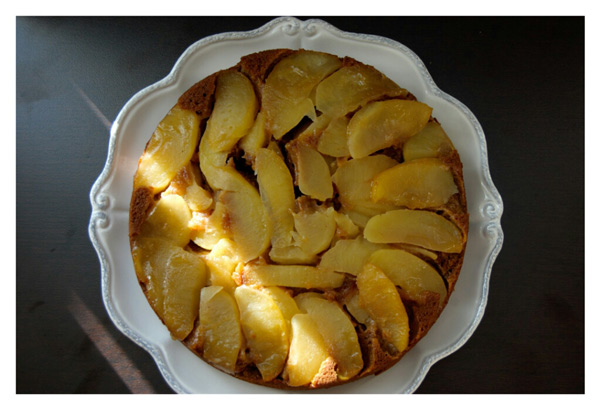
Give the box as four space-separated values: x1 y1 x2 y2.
129 49 468 390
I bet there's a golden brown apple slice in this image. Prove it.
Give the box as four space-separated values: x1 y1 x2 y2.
239 111 268 161
364 209 464 253
165 163 213 212
269 245 317 265
162 249 207 340
220 185 272 263
284 313 332 387
317 115 350 158
263 287 300 333
291 206 336 255
347 99 432 158
332 155 398 216
199 70 257 190
371 158 458 209
368 248 447 306
134 106 200 192
263 50 342 139
190 200 230 250
140 194 192 247
199 286 243 373
315 64 407 119
243 264 345 289
288 141 333 201
357 263 409 354
403 121 455 161
295 292 363 380
343 291 370 324
234 286 289 381
202 70 258 153
319 235 389 276
132 237 207 340
203 238 241 293
255 147 295 249
332 211 360 239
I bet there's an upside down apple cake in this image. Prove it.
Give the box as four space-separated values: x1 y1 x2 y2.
129 49 469 389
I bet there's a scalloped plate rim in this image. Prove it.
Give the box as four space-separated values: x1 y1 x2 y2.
88 16 504 394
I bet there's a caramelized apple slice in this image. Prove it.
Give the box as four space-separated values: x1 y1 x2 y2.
255 147 295 248
234 286 289 381
132 237 205 339
199 286 243 373
317 115 351 158
368 248 447 306
239 111 268 161
319 235 389 276
288 141 333 201
295 292 363 380
371 158 458 209
343 291 370 324
202 70 258 153
332 155 398 216
165 163 213 212
243 264 345 289
134 106 200 192
263 50 342 139
403 121 455 161
291 206 336 255
284 313 332 387
203 238 241 292
364 209 464 253
332 210 360 239
220 186 271 263
269 245 317 265
140 194 191 247
199 70 257 190
347 99 432 158
263 287 300 332
190 200 230 250
163 249 207 340
315 64 407 118
357 263 409 354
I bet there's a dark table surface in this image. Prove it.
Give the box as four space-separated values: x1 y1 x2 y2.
16 16 584 394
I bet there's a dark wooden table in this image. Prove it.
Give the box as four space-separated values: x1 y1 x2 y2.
16 16 584 394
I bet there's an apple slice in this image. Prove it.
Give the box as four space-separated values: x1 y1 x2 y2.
203 238 241 293
243 264 345 289
371 158 458 209
284 313 332 387
234 286 289 381
199 70 257 191
403 121 455 161
239 111 268 161
291 206 336 255
199 286 243 373
332 155 398 216
368 248 447 306
132 237 206 340
263 50 342 139
190 199 230 250
332 210 360 239
134 106 200 192
263 287 300 332
255 147 295 249
295 292 363 380
319 235 389 276
288 141 333 201
317 115 351 158
347 99 432 159
220 186 271 263
165 163 213 213
343 291 370 324
357 263 409 354
364 209 465 253
162 249 207 340
140 193 191 247
315 63 407 119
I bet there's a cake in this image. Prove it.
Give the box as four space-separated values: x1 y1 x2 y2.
129 49 469 390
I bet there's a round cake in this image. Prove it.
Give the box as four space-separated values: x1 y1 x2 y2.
129 49 469 390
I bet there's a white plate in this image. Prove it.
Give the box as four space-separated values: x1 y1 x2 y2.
89 17 504 394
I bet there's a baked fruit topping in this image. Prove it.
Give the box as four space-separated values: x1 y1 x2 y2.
129 49 469 390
